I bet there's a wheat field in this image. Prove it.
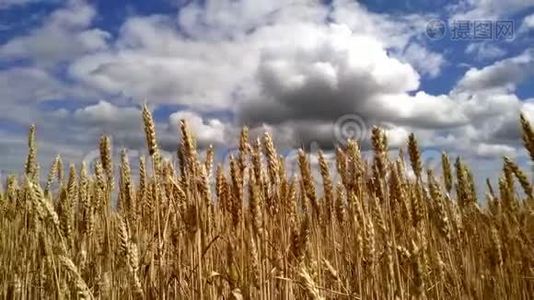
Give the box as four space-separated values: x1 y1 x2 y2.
0 105 533 299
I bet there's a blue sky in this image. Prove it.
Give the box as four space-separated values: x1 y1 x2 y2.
0 0 533 186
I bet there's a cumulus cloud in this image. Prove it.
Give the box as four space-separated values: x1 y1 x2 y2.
168 110 229 146
239 24 420 125
73 100 141 129
475 143 516 158
399 43 446 78
177 0 328 39
0 66 103 127
0 0 532 185
0 67 65 105
455 49 534 93
66 0 436 109
384 126 411 148
330 0 430 50
519 13 534 34
69 15 256 108
0 0 109 67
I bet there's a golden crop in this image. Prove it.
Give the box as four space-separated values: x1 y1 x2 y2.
0 106 533 299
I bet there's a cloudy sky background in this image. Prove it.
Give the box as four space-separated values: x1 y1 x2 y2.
0 0 533 189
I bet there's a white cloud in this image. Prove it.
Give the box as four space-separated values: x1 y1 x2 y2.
69 15 258 108
239 24 420 126
68 4 430 110
0 67 64 105
330 0 431 50
0 65 103 127
177 0 328 39
455 49 534 93
450 0 534 20
168 110 229 146
465 42 507 61
73 100 141 129
384 126 411 148
0 0 532 183
476 143 516 158
398 43 446 78
0 0 109 67
519 13 534 34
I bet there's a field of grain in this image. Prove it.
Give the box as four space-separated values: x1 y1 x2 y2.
0 105 533 299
